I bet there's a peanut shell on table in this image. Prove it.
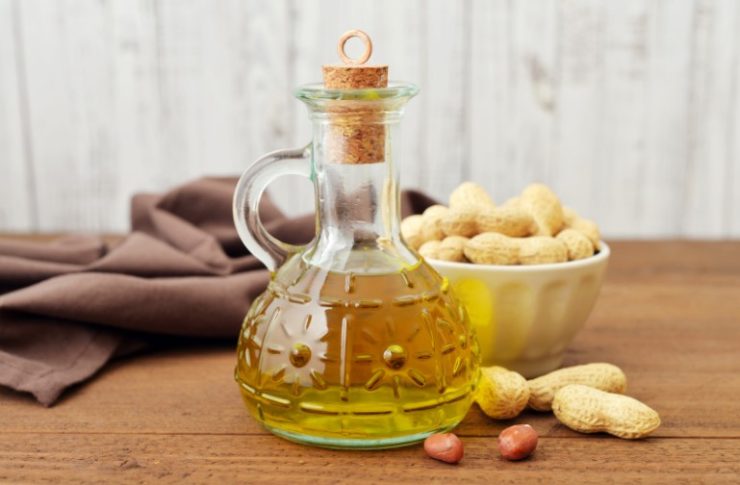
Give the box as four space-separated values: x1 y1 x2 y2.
475 366 530 420
527 363 627 411
552 385 661 439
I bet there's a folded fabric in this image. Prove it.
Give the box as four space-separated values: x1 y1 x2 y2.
0 177 436 406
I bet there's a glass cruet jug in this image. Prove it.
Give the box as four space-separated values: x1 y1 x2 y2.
232 30 479 449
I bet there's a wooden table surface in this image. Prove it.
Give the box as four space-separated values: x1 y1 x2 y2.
1 240 739 483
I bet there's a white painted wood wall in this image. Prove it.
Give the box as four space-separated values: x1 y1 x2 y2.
1 0 739 237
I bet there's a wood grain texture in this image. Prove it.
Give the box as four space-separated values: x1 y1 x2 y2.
0 240 738 483
1 1 739 237
0 435 738 484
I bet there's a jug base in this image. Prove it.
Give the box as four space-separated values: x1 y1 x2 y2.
265 423 460 450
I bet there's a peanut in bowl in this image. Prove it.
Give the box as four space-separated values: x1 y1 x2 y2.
428 243 610 378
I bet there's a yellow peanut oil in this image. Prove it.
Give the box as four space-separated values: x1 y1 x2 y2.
235 254 479 449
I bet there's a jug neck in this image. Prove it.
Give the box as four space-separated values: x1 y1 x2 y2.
307 121 417 272
296 83 420 273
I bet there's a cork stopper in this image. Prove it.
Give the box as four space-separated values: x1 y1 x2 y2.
322 30 388 89
322 30 388 164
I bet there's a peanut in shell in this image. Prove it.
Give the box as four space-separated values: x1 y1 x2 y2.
436 236 468 262
521 183 565 236
527 363 627 411
475 366 530 420
442 208 480 238
420 204 449 242
518 237 568 265
464 232 519 265
400 215 425 250
556 228 595 260
552 384 661 440
449 182 495 210
477 206 535 237
418 240 442 260
569 217 601 250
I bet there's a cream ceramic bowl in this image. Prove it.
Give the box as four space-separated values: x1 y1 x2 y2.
429 243 610 378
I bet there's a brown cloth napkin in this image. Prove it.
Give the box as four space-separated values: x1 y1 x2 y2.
0 177 436 406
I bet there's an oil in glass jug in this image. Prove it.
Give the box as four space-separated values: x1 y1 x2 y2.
233 30 479 449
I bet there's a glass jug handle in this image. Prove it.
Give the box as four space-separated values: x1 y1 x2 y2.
233 145 312 272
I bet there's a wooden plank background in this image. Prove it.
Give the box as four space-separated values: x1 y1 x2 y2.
0 0 738 237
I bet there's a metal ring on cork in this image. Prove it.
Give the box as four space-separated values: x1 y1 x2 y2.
337 29 373 66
